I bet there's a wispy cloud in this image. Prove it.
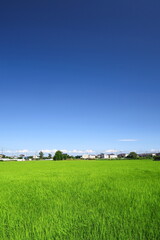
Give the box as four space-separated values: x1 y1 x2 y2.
150 149 160 153
104 149 119 153
41 149 57 153
37 149 96 155
41 149 89 154
61 149 95 154
118 139 138 142
5 149 30 153
3 149 95 154
15 149 30 153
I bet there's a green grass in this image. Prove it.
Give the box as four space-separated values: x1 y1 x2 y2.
0 160 160 240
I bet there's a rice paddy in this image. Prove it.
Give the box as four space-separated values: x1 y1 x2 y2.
0 160 160 240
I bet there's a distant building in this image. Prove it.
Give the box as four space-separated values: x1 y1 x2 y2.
138 153 156 158
108 154 118 159
97 153 117 159
33 155 39 159
81 154 96 159
117 153 128 158
96 153 117 159
88 155 96 159
96 153 105 158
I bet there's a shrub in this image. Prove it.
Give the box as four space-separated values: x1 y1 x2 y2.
153 156 160 161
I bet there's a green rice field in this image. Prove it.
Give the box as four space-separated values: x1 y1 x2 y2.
0 160 160 240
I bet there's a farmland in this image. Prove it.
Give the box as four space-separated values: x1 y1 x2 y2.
0 160 160 240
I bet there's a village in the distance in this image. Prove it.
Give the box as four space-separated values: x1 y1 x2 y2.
0 150 160 161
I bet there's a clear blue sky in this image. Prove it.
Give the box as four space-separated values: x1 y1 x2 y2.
0 0 160 154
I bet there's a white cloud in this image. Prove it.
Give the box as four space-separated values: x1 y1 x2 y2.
85 149 95 153
104 149 119 153
71 149 83 153
5 149 30 153
4 149 95 155
41 149 95 154
41 149 57 153
4 150 12 153
150 149 160 153
15 149 30 153
118 139 138 142
68 149 84 154
32 149 95 154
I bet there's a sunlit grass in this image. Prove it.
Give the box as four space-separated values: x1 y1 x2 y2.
0 160 160 240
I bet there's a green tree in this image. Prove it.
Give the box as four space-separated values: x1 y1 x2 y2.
53 151 63 160
39 151 44 159
153 155 160 161
48 153 52 159
127 152 138 159
75 155 81 159
62 154 71 160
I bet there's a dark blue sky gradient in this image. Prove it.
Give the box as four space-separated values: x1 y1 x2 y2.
0 0 160 153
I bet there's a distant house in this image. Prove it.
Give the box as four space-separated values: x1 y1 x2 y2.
138 153 156 158
1 158 17 161
117 153 128 158
96 153 117 159
96 153 110 159
33 155 39 159
108 154 118 159
96 153 104 159
81 154 96 159
88 155 96 159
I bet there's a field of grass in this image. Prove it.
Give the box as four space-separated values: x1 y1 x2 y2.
0 160 160 240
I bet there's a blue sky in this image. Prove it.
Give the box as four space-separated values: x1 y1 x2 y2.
0 0 160 155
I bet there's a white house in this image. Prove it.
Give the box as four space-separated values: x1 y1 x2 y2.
109 154 118 159
81 154 89 159
82 154 96 159
33 155 39 159
88 155 96 159
103 154 118 159
96 153 117 159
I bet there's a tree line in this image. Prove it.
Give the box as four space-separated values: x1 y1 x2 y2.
39 151 74 160
38 151 160 161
